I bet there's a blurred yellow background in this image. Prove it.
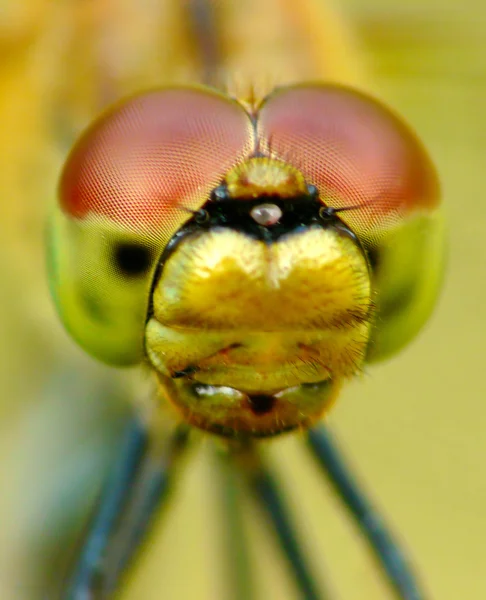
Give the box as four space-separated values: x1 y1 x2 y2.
0 1 485 599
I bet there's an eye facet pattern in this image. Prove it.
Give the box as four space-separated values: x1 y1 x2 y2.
256 83 440 241
50 86 255 365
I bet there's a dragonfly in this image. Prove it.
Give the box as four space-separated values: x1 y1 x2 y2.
45 1 445 598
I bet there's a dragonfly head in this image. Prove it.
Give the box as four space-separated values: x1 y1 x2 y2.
48 84 440 438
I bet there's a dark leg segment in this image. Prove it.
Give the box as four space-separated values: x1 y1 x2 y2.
62 418 190 600
101 426 189 595
63 417 148 600
235 444 332 600
307 425 428 600
216 450 256 600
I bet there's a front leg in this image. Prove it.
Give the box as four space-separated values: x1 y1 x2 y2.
61 417 191 600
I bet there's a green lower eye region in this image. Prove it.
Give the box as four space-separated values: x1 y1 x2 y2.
46 209 162 366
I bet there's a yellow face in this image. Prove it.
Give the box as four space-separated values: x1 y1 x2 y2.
48 84 442 438
145 157 372 436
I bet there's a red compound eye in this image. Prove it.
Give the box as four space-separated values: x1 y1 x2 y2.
60 86 255 237
257 84 439 239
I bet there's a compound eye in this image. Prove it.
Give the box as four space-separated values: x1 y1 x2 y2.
60 87 255 243
50 87 255 365
257 84 440 241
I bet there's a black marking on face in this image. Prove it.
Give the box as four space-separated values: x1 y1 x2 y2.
188 184 345 242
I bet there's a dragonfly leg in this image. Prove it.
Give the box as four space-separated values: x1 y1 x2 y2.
61 417 148 600
62 418 190 600
306 424 428 600
232 442 332 600
215 449 255 600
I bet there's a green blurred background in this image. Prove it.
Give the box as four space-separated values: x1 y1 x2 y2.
0 1 485 599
